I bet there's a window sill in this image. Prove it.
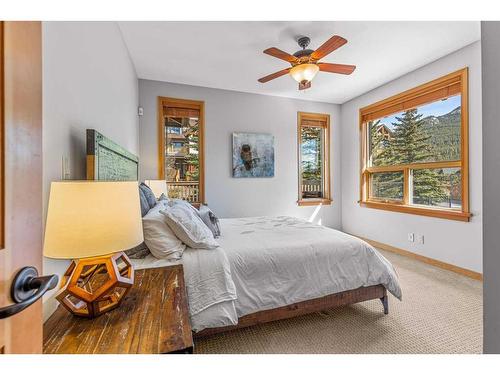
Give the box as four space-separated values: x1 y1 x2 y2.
297 199 332 207
359 200 471 222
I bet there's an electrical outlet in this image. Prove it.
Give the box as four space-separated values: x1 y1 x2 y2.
417 234 425 244
408 233 415 242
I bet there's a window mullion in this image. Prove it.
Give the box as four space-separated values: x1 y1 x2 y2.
367 160 461 174
404 168 411 205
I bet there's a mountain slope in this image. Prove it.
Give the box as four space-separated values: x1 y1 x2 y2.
421 106 461 161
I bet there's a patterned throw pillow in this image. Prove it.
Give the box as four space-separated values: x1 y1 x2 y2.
167 198 201 218
161 204 219 249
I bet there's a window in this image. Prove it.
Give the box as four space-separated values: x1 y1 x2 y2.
158 97 204 204
359 68 470 221
297 112 331 206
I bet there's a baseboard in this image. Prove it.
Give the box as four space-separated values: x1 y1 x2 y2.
350 234 483 281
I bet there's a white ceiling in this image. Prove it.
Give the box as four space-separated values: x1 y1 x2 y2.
118 21 480 104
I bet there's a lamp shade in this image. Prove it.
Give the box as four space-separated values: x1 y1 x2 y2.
290 63 320 83
144 179 168 199
43 181 144 259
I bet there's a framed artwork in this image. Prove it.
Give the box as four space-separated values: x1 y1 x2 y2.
232 132 275 178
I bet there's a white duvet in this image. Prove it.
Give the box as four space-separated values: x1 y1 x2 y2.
185 216 402 332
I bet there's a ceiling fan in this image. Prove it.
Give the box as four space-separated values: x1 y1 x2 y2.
258 35 356 90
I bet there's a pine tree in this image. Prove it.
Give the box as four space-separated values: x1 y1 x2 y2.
302 161 317 180
184 119 199 181
368 120 403 200
369 120 384 166
381 109 447 204
301 127 322 182
388 109 432 164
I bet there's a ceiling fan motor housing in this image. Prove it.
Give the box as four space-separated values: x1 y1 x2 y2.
297 36 310 49
294 36 314 59
293 49 314 58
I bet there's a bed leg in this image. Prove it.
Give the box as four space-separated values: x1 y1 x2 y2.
380 292 389 315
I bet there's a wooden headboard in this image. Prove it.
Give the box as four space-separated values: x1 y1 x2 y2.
86 129 139 181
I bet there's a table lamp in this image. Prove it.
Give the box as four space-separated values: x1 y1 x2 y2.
44 181 143 318
144 179 168 199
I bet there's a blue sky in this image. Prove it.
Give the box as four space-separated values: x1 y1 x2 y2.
381 95 461 129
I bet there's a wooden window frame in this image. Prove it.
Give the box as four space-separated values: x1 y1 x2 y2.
158 96 205 205
359 68 470 222
297 112 332 206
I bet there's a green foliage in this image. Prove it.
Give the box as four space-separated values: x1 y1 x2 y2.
301 127 322 182
302 161 319 180
369 120 384 164
422 107 461 161
185 120 200 181
384 109 432 164
370 107 458 204
370 171 404 200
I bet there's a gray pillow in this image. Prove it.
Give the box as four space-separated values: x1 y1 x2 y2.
125 242 150 259
140 183 156 209
198 205 221 238
139 188 150 217
161 205 219 249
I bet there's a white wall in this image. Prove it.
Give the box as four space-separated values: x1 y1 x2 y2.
481 21 500 353
139 80 342 229
340 42 482 273
42 22 140 319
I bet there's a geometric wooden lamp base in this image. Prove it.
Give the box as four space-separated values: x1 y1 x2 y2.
56 252 134 318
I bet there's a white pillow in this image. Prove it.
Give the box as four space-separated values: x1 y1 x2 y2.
167 198 201 217
161 205 219 249
142 201 186 260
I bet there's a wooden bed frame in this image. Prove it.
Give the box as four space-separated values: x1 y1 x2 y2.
194 285 388 338
85 130 390 338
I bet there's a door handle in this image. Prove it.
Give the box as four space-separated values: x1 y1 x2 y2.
0 266 58 319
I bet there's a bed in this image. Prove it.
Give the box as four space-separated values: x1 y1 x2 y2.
86 130 402 336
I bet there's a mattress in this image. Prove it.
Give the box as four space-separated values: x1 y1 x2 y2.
217 216 401 318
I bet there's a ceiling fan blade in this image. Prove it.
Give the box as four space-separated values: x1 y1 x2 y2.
318 63 356 75
311 35 347 60
258 68 291 83
299 81 311 90
263 47 298 63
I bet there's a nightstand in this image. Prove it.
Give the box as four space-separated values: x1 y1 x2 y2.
43 264 193 354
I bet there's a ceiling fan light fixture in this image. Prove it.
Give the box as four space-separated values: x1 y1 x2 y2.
289 63 319 84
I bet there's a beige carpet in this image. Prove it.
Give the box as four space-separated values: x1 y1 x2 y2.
194 249 483 354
